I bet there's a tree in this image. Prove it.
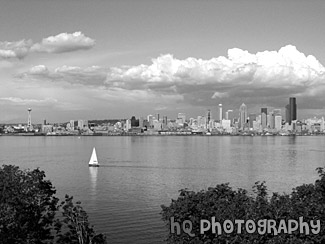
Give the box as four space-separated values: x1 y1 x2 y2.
55 195 107 244
0 165 107 244
0 165 59 243
161 168 325 243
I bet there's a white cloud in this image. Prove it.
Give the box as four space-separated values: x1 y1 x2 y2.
29 65 49 75
0 39 33 59
105 45 325 87
20 64 107 86
211 91 229 99
0 32 94 59
31 32 95 53
15 45 325 114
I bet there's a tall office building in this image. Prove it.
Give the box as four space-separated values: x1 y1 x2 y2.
239 103 247 129
69 120 75 130
206 110 211 123
285 97 297 125
285 104 290 124
271 109 281 130
269 111 274 129
219 104 222 121
290 97 297 123
261 108 267 129
275 116 282 131
226 110 234 123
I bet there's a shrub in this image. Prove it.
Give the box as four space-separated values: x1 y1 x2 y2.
161 168 325 244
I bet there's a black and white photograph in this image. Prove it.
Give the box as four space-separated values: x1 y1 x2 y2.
1 1 325 243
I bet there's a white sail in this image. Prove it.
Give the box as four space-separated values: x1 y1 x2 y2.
89 147 99 166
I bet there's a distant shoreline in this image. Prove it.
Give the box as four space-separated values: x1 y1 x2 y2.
0 133 324 137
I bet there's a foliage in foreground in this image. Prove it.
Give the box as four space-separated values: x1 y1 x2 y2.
161 168 325 244
0 164 107 244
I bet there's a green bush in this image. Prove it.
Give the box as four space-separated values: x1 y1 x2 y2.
161 168 325 244
0 165 107 244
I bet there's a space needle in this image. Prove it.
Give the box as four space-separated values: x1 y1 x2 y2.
27 108 32 131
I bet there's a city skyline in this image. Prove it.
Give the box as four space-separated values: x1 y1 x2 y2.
1 1 325 123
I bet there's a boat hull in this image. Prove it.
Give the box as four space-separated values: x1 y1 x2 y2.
89 164 100 167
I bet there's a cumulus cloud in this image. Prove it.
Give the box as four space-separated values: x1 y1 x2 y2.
104 45 325 110
29 65 49 75
17 45 325 114
31 32 95 53
0 32 94 59
0 39 33 59
20 64 107 85
106 45 325 86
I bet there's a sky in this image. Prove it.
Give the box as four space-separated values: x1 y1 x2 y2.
1 0 325 123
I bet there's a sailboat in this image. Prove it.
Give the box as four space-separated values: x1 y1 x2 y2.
88 147 100 167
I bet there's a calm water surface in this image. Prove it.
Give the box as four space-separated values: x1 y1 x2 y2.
1 136 325 243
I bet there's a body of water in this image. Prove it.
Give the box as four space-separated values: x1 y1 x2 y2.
1 136 325 243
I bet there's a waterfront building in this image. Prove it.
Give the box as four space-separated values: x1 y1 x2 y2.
253 120 260 131
78 120 88 130
219 104 222 121
125 119 131 131
42 124 53 134
221 119 231 130
69 120 75 130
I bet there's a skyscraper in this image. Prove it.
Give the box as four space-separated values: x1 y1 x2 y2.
285 104 290 124
207 109 211 123
239 103 247 129
261 108 267 129
219 104 222 121
226 110 233 124
290 97 297 123
286 97 297 125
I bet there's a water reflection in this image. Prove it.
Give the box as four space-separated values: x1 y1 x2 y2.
89 167 98 197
